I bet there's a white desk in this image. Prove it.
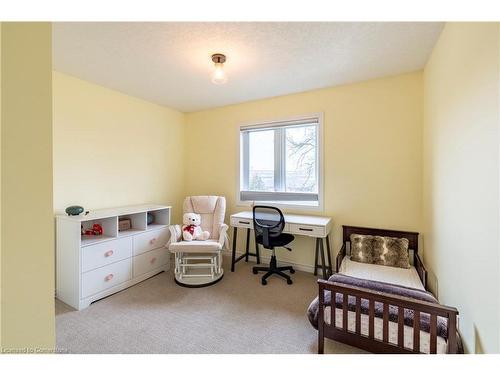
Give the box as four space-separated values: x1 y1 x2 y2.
230 211 333 279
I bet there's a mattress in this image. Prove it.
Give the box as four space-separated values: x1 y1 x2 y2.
324 307 447 354
339 256 425 290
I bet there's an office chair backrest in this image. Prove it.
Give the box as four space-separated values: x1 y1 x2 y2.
252 205 285 239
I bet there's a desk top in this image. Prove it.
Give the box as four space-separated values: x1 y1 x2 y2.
231 210 331 227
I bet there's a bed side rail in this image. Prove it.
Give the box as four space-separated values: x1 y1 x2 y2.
317 279 458 354
414 253 428 290
335 243 346 273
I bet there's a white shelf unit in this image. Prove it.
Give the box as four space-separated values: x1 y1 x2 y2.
56 204 171 310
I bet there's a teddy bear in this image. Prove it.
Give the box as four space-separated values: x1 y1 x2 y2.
182 212 210 241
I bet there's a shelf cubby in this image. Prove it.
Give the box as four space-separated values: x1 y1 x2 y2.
146 208 170 231
80 216 117 246
118 212 147 237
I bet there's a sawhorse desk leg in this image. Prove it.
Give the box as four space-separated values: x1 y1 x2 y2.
231 227 237 272
314 235 333 279
231 227 261 272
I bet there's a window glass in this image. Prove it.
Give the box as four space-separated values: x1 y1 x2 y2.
248 129 274 191
285 125 317 193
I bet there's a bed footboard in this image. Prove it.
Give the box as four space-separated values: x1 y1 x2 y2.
317 279 459 354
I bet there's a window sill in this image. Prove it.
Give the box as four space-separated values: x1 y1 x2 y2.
236 199 322 212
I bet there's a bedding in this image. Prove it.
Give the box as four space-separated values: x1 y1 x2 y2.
372 235 410 269
349 234 374 264
339 256 424 290
350 233 410 269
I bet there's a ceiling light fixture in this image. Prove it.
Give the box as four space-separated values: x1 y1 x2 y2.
211 53 227 84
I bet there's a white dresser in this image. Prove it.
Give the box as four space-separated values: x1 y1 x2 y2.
56 204 171 310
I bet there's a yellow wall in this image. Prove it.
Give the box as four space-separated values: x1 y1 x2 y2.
185 72 423 268
423 23 500 353
52 72 186 223
1 23 55 351
0 22 2 350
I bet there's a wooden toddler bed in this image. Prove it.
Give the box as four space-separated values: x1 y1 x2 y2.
308 225 462 354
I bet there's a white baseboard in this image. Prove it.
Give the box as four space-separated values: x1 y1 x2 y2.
221 249 316 274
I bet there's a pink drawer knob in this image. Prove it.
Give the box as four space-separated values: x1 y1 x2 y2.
150 257 157 264
104 250 114 257
105 274 114 282
149 238 157 245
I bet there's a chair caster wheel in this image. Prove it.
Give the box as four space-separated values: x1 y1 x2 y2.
261 279 267 285
287 279 293 285
290 269 295 274
253 269 258 274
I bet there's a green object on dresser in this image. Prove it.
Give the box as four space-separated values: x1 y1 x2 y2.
65 205 85 216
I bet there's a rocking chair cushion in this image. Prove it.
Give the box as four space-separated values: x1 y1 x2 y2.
169 240 222 253
183 196 226 240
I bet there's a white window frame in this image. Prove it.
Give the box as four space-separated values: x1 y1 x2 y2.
236 113 324 211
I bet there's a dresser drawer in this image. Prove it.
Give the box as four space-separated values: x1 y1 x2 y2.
289 223 325 237
81 237 133 273
133 247 169 277
81 258 132 298
133 228 169 255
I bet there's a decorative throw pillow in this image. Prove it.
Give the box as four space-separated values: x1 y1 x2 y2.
372 236 410 269
349 234 374 264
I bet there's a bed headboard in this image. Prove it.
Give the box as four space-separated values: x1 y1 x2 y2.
342 225 419 253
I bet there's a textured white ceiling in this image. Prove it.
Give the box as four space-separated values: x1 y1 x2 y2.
53 22 443 112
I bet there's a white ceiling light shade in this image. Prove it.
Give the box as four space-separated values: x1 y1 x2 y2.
211 53 227 84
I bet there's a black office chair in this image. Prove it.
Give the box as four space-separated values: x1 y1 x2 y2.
252 206 295 285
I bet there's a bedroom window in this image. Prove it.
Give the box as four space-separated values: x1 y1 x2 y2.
239 115 322 208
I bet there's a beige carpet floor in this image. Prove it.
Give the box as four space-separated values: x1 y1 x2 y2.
56 256 366 354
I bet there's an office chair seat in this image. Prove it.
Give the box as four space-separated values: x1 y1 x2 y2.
256 233 294 248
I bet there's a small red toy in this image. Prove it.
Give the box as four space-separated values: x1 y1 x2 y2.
81 223 103 236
